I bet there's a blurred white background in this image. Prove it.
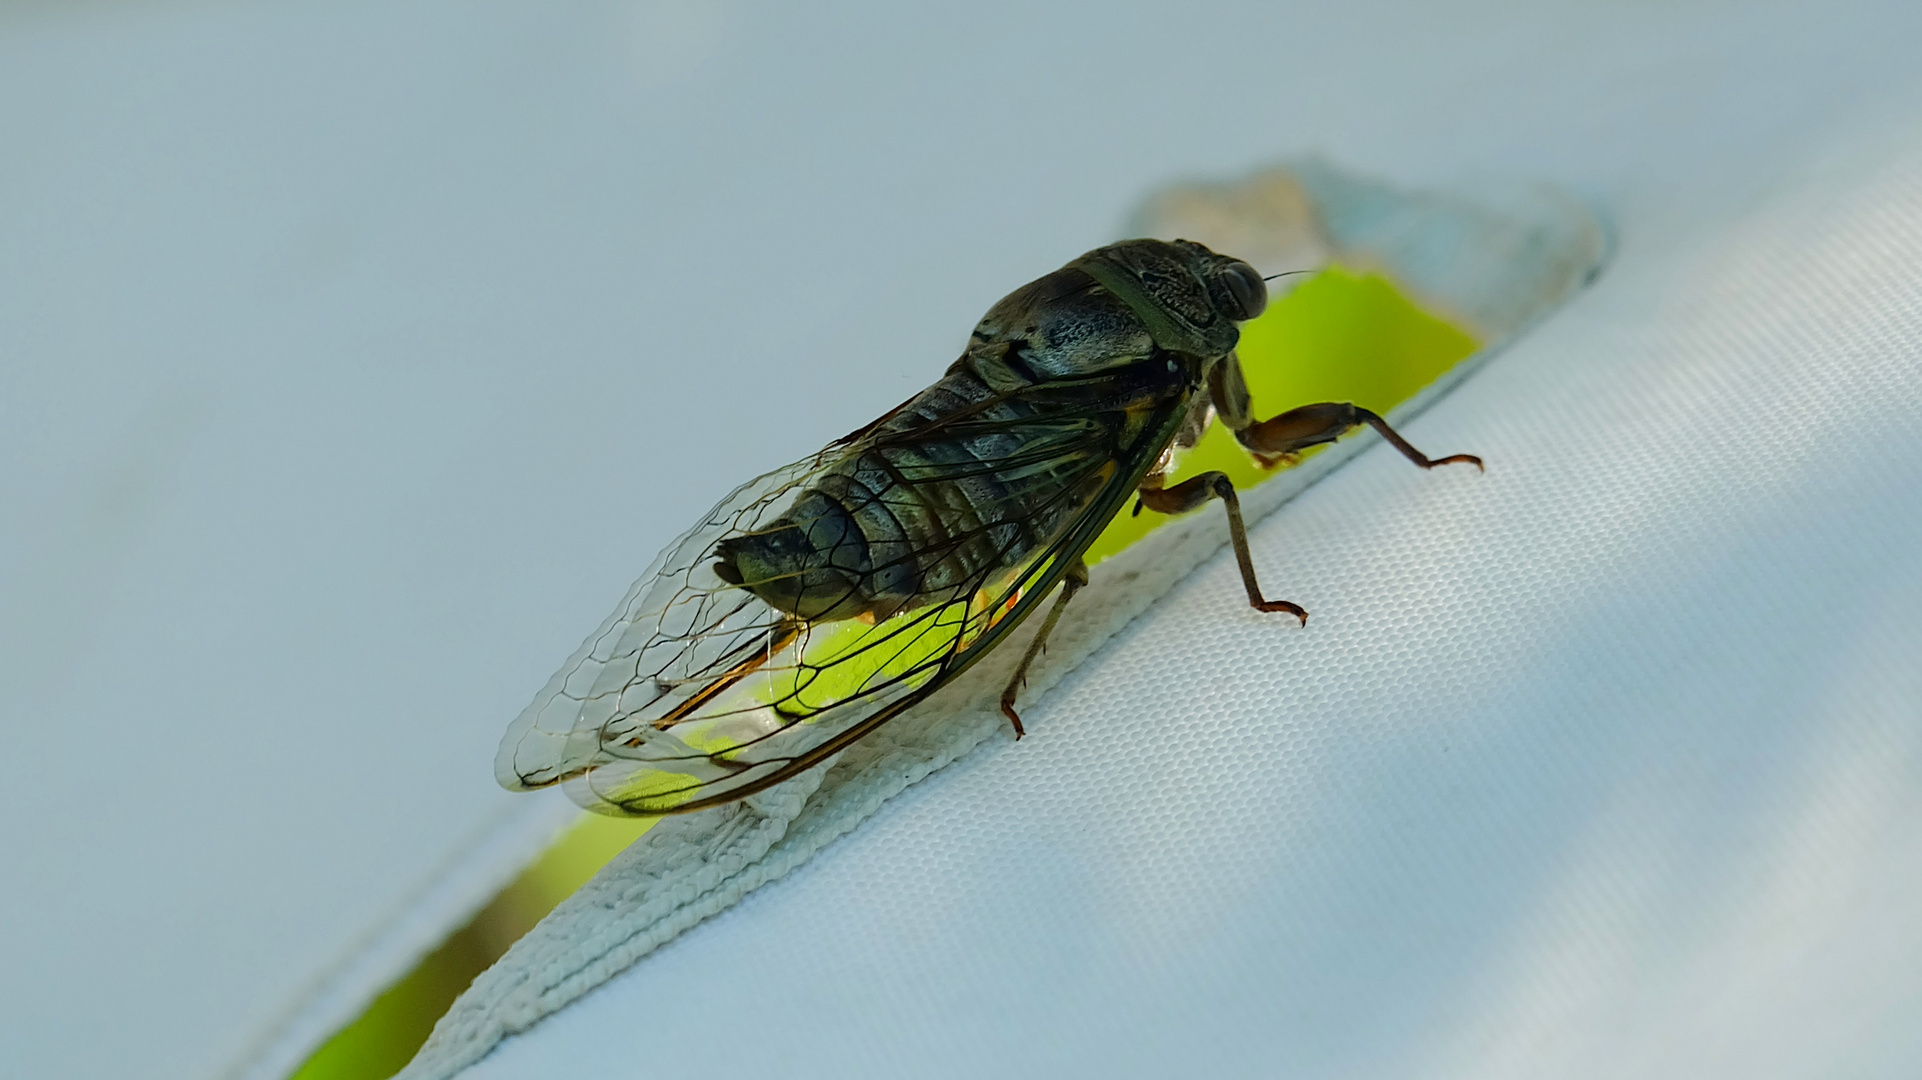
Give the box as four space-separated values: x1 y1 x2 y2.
6 1 1922 1078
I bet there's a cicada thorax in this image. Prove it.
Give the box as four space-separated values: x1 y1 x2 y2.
712 261 1204 624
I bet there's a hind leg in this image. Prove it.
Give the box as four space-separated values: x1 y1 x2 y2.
998 560 1090 738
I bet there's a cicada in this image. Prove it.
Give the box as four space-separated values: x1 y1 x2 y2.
495 239 1480 815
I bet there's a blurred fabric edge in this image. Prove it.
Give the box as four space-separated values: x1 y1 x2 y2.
448 113 1922 1077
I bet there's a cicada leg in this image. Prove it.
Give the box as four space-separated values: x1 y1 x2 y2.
1233 401 1484 472
998 559 1090 739
1135 471 1309 626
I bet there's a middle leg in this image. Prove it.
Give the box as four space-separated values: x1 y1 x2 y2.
1134 471 1309 626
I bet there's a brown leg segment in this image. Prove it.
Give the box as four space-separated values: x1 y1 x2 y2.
998 560 1090 738
1135 471 1309 626
1236 401 1483 471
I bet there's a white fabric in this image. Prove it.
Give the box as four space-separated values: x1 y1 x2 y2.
8 2 1922 1079
464 117 1922 1079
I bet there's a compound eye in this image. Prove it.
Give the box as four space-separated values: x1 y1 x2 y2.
1216 260 1267 321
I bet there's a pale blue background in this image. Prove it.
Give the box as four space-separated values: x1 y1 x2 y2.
6 2 1922 1078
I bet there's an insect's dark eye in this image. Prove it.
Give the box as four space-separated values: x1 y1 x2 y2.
1215 261 1267 321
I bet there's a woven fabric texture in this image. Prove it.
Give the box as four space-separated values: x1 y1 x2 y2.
462 127 1922 1080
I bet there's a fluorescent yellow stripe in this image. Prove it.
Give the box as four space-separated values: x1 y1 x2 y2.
286 814 656 1080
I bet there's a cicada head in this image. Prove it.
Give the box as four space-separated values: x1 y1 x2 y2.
1197 246 1268 322
1066 239 1266 361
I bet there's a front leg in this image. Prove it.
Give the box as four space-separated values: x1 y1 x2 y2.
1235 401 1483 472
1135 471 1308 625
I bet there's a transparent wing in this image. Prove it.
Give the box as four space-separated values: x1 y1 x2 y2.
493 449 827 804
494 406 1156 816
